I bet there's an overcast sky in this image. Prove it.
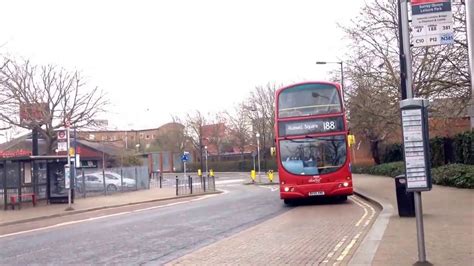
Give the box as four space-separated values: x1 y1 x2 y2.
1 0 365 134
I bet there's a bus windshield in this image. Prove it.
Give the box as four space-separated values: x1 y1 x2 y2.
278 83 342 118
279 135 346 175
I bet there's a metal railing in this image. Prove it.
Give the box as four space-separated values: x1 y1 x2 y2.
175 175 216 196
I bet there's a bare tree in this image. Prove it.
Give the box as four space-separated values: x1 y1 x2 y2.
341 0 470 163
226 103 251 160
0 57 108 153
243 83 278 166
206 112 228 161
184 110 207 168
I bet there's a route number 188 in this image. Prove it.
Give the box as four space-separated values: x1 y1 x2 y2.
323 121 336 131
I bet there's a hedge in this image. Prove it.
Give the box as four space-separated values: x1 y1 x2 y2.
184 159 277 173
353 162 474 189
380 131 473 167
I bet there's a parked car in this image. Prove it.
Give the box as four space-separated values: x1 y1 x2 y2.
102 172 136 189
75 172 136 193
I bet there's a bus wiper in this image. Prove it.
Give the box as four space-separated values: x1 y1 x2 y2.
304 135 314 139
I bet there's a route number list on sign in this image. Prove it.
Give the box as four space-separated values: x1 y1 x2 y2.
411 0 454 47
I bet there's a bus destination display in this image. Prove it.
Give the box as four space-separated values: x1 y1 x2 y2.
278 116 344 137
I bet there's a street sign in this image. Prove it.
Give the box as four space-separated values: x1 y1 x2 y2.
57 130 66 141
181 152 189 162
57 142 68 152
400 98 432 192
411 0 454 47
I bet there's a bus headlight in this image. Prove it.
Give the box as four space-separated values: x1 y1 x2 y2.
343 182 349 187
284 187 290 192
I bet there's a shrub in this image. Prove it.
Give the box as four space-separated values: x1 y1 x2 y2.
352 161 405 177
431 164 474 189
381 143 403 163
453 131 474 165
184 159 277 172
354 162 474 189
430 137 445 167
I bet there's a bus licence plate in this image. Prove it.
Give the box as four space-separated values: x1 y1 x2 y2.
309 191 325 196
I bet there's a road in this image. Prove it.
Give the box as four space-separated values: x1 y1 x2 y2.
0 175 378 265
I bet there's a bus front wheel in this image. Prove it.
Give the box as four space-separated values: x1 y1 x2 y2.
338 195 348 202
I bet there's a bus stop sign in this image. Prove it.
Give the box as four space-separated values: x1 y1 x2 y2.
400 98 432 192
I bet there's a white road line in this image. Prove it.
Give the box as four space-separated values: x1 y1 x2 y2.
258 186 279 192
0 192 224 239
215 179 244 185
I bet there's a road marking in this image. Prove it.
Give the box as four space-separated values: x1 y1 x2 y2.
333 197 376 263
323 196 375 264
0 192 224 239
322 235 348 263
336 232 362 262
351 198 368 227
352 197 376 227
215 179 244 185
258 185 279 192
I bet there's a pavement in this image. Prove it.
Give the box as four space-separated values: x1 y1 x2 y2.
1 173 473 265
0 187 178 226
351 174 474 266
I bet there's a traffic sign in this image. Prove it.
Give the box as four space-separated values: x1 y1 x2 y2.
57 130 66 141
57 142 67 152
411 0 454 47
181 153 189 162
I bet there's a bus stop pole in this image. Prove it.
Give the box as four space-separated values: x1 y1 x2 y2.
400 0 427 263
66 124 73 210
466 0 474 129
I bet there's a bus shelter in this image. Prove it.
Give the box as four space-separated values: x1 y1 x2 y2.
1 155 75 210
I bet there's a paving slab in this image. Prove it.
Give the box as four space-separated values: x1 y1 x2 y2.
353 174 474 266
0 187 176 226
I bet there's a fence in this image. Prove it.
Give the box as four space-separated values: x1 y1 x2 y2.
74 166 149 198
175 175 216 196
2 159 217 210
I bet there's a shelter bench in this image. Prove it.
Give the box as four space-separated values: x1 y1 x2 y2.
9 193 37 210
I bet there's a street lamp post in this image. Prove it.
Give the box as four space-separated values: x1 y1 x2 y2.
204 146 208 177
256 133 261 183
316 61 344 100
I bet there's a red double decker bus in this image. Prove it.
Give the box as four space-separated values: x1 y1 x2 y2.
275 81 353 204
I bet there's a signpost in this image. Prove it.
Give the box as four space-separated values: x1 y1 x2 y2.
181 151 189 178
57 130 67 152
401 99 432 192
411 0 454 47
65 124 73 211
397 0 456 263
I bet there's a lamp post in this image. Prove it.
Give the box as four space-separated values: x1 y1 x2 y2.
204 146 208 177
256 133 261 183
316 61 344 100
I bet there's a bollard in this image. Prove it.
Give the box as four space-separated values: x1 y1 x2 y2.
189 175 193 194
267 170 274 183
251 170 256 183
176 176 179 196
159 174 162 188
